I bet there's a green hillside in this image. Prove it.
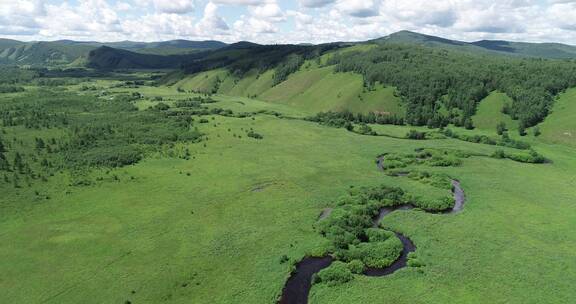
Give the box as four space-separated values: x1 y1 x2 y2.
0 39 227 66
0 38 23 50
472 91 517 132
260 66 402 114
537 88 576 147
175 63 404 115
0 41 94 66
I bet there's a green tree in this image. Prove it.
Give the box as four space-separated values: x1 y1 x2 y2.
518 123 527 136
464 117 474 130
0 154 9 171
496 122 507 135
533 126 541 137
13 152 24 173
35 138 45 150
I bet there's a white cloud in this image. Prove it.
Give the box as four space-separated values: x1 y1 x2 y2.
546 2 576 30
380 0 456 27
299 0 335 8
122 13 195 40
36 0 121 38
335 0 379 18
152 0 195 14
1 0 576 45
196 2 230 33
234 16 277 34
248 2 286 22
115 2 133 12
212 0 272 5
0 0 45 34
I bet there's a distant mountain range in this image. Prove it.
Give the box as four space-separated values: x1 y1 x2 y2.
372 31 576 59
0 39 228 66
1 31 575 68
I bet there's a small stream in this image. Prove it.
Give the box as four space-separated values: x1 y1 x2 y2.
278 160 466 304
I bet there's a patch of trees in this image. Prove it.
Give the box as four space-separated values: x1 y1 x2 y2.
354 124 377 136
272 54 304 86
441 128 531 150
378 149 465 172
0 90 204 177
0 136 9 171
246 130 263 139
313 179 459 286
0 67 38 85
328 44 576 128
0 85 25 93
491 149 547 164
406 130 426 140
314 185 406 284
308 110 404 128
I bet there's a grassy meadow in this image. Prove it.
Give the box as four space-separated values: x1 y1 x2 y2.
0 72 575 304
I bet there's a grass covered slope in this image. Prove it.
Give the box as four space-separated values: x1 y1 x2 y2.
260 66 403 115
537 88 576 147
175 65 404 115
472 91 517 131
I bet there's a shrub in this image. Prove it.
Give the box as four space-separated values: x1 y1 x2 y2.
406 130 426 140
491 149 547 164
338 236 402 268
496 122 507 135
492 149 506 159
247 131 263 139
347 260 365 274
407 252 425 267
0 85 25 93
152 102 170 111
314 261 353 286
533 126 541 137
365 228 395 242
409 195 454 211
356 124 377 135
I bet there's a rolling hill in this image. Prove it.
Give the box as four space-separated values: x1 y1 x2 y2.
0 39 227 66
2 31 576 67
372 31 576 59
85 46 203 69
0 41 94 66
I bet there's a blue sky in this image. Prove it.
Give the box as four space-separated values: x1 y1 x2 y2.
1 0 576 44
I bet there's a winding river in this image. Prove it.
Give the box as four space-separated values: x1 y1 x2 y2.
278 157 466 304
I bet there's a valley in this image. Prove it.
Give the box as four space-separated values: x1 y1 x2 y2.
0 31 575 304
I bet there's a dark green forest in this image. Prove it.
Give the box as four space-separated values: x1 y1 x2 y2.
327 44 576 129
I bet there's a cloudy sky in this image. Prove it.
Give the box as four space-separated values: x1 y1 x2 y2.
1 0 576 44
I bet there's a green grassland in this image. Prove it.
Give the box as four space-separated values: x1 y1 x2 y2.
0 75 575 304
472 91 517 131
537 88 576 147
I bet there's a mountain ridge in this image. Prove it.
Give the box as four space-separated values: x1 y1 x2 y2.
3 31 576 67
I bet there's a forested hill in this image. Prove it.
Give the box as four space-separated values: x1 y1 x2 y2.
0 39 227 66
327 44 576 129
164 38 576 132
85 46 204 69
373 31 576 59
